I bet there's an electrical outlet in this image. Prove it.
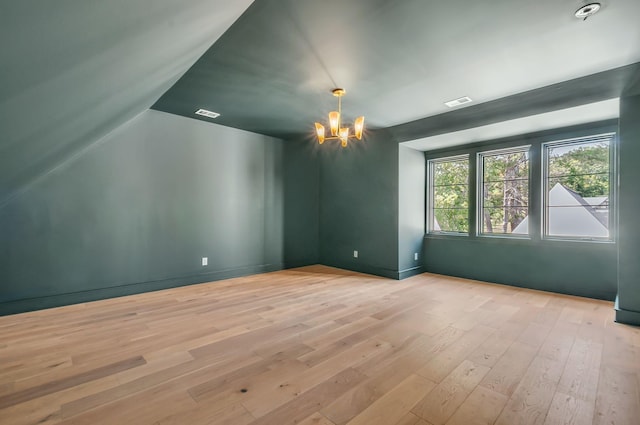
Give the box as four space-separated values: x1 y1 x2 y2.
202 257 208 266
353 250 358 258
414 253 419 261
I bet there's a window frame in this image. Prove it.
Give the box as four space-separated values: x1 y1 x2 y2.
541 133 616 243
426 154 470 236
423 120 618 246
476 145 532 239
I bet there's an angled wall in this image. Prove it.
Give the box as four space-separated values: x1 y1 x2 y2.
0 110 284 315
0 0 254 204
617 94 640 324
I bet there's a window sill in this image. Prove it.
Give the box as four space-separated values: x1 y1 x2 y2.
542 236 615 244
425 232 468 239
477 234 531 240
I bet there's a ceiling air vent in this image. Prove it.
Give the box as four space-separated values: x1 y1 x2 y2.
444 96 473 108
195 109 220 119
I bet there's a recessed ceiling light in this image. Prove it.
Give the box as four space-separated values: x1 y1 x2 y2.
444 96 473 108
575 3 601 20
195 109 220 119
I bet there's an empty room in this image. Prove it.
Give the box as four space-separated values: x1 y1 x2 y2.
1 1 639 424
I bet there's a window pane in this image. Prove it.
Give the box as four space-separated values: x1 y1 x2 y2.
484 152 529 181
433 160 468 186
483 181 529 208
479 148 530 236
434 209 469 233
434 184 468 209
482 207 529 234
548 140 609 177
429 157 469 233
544 137 611 239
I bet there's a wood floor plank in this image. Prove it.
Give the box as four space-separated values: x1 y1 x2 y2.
556 337 602 403
394 412 423 425
322 339 430 424
57 381 197 425
0 356 146 410
242 338 390 418
416 325 495 383
494 356 566 425
62 352 262 418
517 322 553 348
247 368 367 425
543 392 594 425
345 374 436 425
412 360 490 425
466 321 525 367
444 385 508 425
593 365 640 425
0 266 636 425
298 412 337 425
155 402 255 425
479 341 538 396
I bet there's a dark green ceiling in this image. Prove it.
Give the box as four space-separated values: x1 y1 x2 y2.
153 0 640 139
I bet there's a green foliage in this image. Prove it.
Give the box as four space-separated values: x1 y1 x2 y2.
548 143 609 198
432 160 468 232
429 142 610 234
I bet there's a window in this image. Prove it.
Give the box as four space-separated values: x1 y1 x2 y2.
478 147 530 236
427 155 469 234
425 125 616 243
543 134 614 240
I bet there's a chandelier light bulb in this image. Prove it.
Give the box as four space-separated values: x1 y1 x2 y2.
339 127 350 145
315 123 325 144
328 111 340 136
314 88 364 148
354 116 365 140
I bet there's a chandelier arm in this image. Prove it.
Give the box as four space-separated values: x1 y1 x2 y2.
324 135 357 141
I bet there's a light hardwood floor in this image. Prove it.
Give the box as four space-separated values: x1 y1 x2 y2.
0 266 638 425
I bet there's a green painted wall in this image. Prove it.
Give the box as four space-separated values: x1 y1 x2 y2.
317 130 400 278
617 94 640 324
283 138 320 267
424 238 617 300
398 145 425 277
0 110 284 315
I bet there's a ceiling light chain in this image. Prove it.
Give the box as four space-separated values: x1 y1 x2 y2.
315 88 365 148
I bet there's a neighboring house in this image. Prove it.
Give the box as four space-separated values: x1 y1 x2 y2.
513 183 609 237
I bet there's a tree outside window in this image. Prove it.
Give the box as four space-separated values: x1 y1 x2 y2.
479 147 530 235
428 156 469 234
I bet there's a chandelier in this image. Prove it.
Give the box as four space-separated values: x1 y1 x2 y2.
314 88 365 147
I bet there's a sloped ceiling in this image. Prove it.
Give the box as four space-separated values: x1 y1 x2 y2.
2 0 639 202
0 0 254 203
153 0 640 138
